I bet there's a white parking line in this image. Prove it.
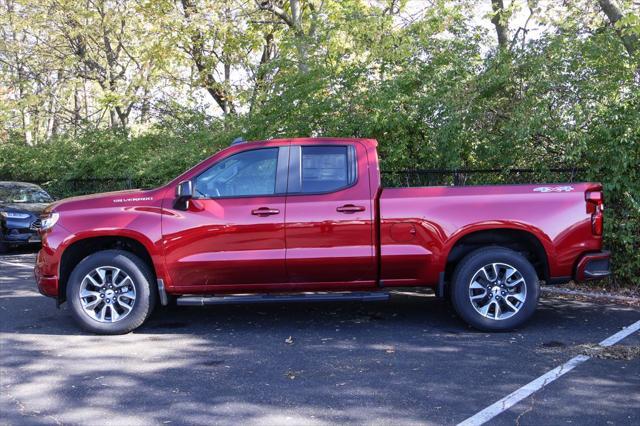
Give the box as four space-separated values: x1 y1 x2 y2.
0 260 34 270
457 319 640 426
598 320 640 346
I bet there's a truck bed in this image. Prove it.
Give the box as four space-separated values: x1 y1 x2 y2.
378 183 602 286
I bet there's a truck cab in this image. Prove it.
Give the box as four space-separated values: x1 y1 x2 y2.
163 138 379 292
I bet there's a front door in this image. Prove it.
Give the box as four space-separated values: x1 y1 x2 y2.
163 146 289 289
284 142 376 286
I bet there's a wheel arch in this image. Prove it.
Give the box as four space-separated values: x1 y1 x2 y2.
443 227 550 285
58 235 157 304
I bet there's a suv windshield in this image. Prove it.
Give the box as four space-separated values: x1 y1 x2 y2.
0 185 53 203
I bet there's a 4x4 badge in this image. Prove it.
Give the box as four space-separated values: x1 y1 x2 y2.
533 186 574 193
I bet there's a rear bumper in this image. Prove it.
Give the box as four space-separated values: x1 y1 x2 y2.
575 250 611 282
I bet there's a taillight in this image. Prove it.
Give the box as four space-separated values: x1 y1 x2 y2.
586 190 604 235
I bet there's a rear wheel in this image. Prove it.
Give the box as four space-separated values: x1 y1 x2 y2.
450 247 539 331
67 250 156 334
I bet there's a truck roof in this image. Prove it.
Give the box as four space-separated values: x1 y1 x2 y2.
237 137 378 148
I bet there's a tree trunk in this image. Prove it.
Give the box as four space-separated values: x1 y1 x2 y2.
290 0 309 72
22 109 33 146
140 85 151 124
223 3 232 117
109 108 117 129
45 94 57 140
224 62 231 116
180 0 237 116
295 39 309 73
597 0 638 57
115 106 129 129
491 0 509 49
17 70 34 146
249 32 275 115
73 85 81 136
256 0 311 72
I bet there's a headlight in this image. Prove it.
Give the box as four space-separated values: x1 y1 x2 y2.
40 212 60 230
0 211 31 219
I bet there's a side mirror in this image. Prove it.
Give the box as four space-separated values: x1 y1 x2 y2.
174 180 193 210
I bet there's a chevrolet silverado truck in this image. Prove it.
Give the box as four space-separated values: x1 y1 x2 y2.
35 138 610 334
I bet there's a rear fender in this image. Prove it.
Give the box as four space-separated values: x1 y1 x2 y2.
441 221 555 279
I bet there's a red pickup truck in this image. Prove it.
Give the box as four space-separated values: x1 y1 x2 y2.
35 138 610 334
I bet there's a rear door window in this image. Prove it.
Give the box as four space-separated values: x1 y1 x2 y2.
300 146 356 193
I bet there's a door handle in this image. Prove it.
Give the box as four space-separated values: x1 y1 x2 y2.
336 204 365 213
251 207 280 216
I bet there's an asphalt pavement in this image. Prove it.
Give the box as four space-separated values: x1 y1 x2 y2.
1 250 638 425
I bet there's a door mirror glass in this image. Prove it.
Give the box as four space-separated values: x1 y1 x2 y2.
176 180 193 198
174 180 193 210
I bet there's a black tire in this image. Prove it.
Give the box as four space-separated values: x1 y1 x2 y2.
450 247 540 331
0 241 8 254
67 250 156 334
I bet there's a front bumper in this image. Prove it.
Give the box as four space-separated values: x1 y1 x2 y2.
575 250 611 282
35 271 59 297
35 247 59 297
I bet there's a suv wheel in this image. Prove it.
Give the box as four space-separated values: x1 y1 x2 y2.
450 247 540 331
67 250 156 334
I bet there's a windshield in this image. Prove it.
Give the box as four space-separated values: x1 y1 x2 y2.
0 186 53 203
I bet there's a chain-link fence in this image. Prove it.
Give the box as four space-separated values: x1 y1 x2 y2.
0 177 156 200
381 168 584 187
2 168 584 199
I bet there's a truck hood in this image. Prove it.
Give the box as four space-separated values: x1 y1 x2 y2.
49 188 163 212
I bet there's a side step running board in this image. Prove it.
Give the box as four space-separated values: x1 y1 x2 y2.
176 292 390 306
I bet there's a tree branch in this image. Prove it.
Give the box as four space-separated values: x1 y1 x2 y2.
255 0 296 29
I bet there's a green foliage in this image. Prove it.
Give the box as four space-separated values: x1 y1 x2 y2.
0 130 226 187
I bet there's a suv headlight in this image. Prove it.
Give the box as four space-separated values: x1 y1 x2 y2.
0 211 30 219
40 212 59 230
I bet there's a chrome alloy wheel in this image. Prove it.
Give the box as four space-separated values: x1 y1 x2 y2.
79 266 137 323
468 262 527 320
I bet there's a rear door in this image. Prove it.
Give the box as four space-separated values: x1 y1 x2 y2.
284 141 376 286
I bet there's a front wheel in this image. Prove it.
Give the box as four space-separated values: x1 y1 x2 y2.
450 247 540 331
67 250 156 334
